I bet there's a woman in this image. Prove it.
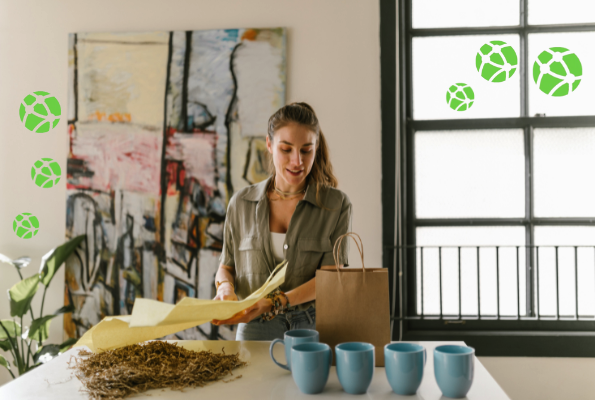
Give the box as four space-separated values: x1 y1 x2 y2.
211 102 352 341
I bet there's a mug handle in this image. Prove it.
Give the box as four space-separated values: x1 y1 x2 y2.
270 338 290 371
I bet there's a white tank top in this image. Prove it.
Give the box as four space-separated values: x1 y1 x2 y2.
270 232 287 263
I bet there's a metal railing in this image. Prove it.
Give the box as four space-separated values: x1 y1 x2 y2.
392 245 595 322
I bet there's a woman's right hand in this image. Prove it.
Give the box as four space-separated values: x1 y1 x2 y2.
213 283 238 301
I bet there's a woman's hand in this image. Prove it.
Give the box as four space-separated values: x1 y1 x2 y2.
212 297 273 326
213 283 238 302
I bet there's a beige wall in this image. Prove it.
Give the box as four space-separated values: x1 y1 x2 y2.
0 1 594 399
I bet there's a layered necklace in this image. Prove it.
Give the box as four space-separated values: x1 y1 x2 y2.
269 179 307 201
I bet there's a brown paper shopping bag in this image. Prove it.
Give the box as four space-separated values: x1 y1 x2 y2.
316 232 391 367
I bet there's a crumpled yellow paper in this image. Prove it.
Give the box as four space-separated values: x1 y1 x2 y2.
75 261 287 352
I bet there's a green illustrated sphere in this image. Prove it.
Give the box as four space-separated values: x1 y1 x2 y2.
533 47 582 97
31 158 62 188
476 40 518 82
446 83 475 111
19 91 61 133
13 213 39 239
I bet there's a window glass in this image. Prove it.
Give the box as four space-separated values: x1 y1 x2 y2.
528 0 595 25
413 0 520 29
407 0 595 324
529 32 595 117
413 35 520 120
534 128 595 218
415 130 525 218
416 227 526 317
534 227 595 318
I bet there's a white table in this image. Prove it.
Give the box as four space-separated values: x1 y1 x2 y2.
0 340 510 399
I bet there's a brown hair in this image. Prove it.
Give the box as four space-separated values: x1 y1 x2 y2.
267 102 338 206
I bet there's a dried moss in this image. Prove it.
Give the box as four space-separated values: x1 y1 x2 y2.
70 341 246 399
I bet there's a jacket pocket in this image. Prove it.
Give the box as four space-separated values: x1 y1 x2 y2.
296 238 333 277
236 237 268 280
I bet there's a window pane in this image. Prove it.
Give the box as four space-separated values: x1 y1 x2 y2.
415 130 525 218
534 227 595 318
529 32 595 117
413 0 520 28
416 227 526 317
413 35 520 120
534 128 595 217
529 0 595 25
417 227 526 247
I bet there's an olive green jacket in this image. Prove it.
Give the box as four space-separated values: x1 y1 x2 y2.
220 176 352 311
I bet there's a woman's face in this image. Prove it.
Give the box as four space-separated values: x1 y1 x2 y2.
266 123 317 189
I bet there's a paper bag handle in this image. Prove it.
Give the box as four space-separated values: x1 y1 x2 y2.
332 232 365 274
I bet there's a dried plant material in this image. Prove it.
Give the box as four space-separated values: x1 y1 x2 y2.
70 341 246 399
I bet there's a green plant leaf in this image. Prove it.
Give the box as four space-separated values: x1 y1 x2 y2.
33 344 60 365
0 254 13 266
28 315 55 343
54 304 75 315
0 340 12 352
12 257 31 269
8 274 40 317
59 338 77 353
0 254 30 269
0 320 21 340
39 235 85 287
0 354 10 371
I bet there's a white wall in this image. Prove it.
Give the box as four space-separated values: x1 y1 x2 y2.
1 1 594 399
0 0 381 386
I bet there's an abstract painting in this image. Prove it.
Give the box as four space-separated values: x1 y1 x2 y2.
63 28 286 341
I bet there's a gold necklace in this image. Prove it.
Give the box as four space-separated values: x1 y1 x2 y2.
274 182 307 197
271 180 307 201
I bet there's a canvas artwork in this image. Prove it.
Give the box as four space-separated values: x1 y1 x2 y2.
63 28 286 341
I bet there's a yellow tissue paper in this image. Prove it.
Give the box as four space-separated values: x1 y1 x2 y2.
75 261 287 352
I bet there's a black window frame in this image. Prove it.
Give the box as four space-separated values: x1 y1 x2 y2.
381 0 595 356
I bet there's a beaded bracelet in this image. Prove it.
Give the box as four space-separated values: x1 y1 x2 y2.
261 288 291 321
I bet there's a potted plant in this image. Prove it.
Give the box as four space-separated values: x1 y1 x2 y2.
0 235 85 379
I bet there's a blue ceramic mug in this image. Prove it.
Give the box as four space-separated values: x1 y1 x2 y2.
434 345 475 398
269 329 319 371
335 342 375 394
290 342 332 394
384 343 426 395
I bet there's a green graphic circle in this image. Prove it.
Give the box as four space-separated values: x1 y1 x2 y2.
533 47 582 97
476 41 518 83
13 213 39 239
446 83 475 111
31 158 62 188
19 91 61 133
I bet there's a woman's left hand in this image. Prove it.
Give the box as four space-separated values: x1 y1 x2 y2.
212 298 273 326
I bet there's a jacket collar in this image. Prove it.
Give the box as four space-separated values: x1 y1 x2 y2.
241 176 271 202
242 175 321 208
